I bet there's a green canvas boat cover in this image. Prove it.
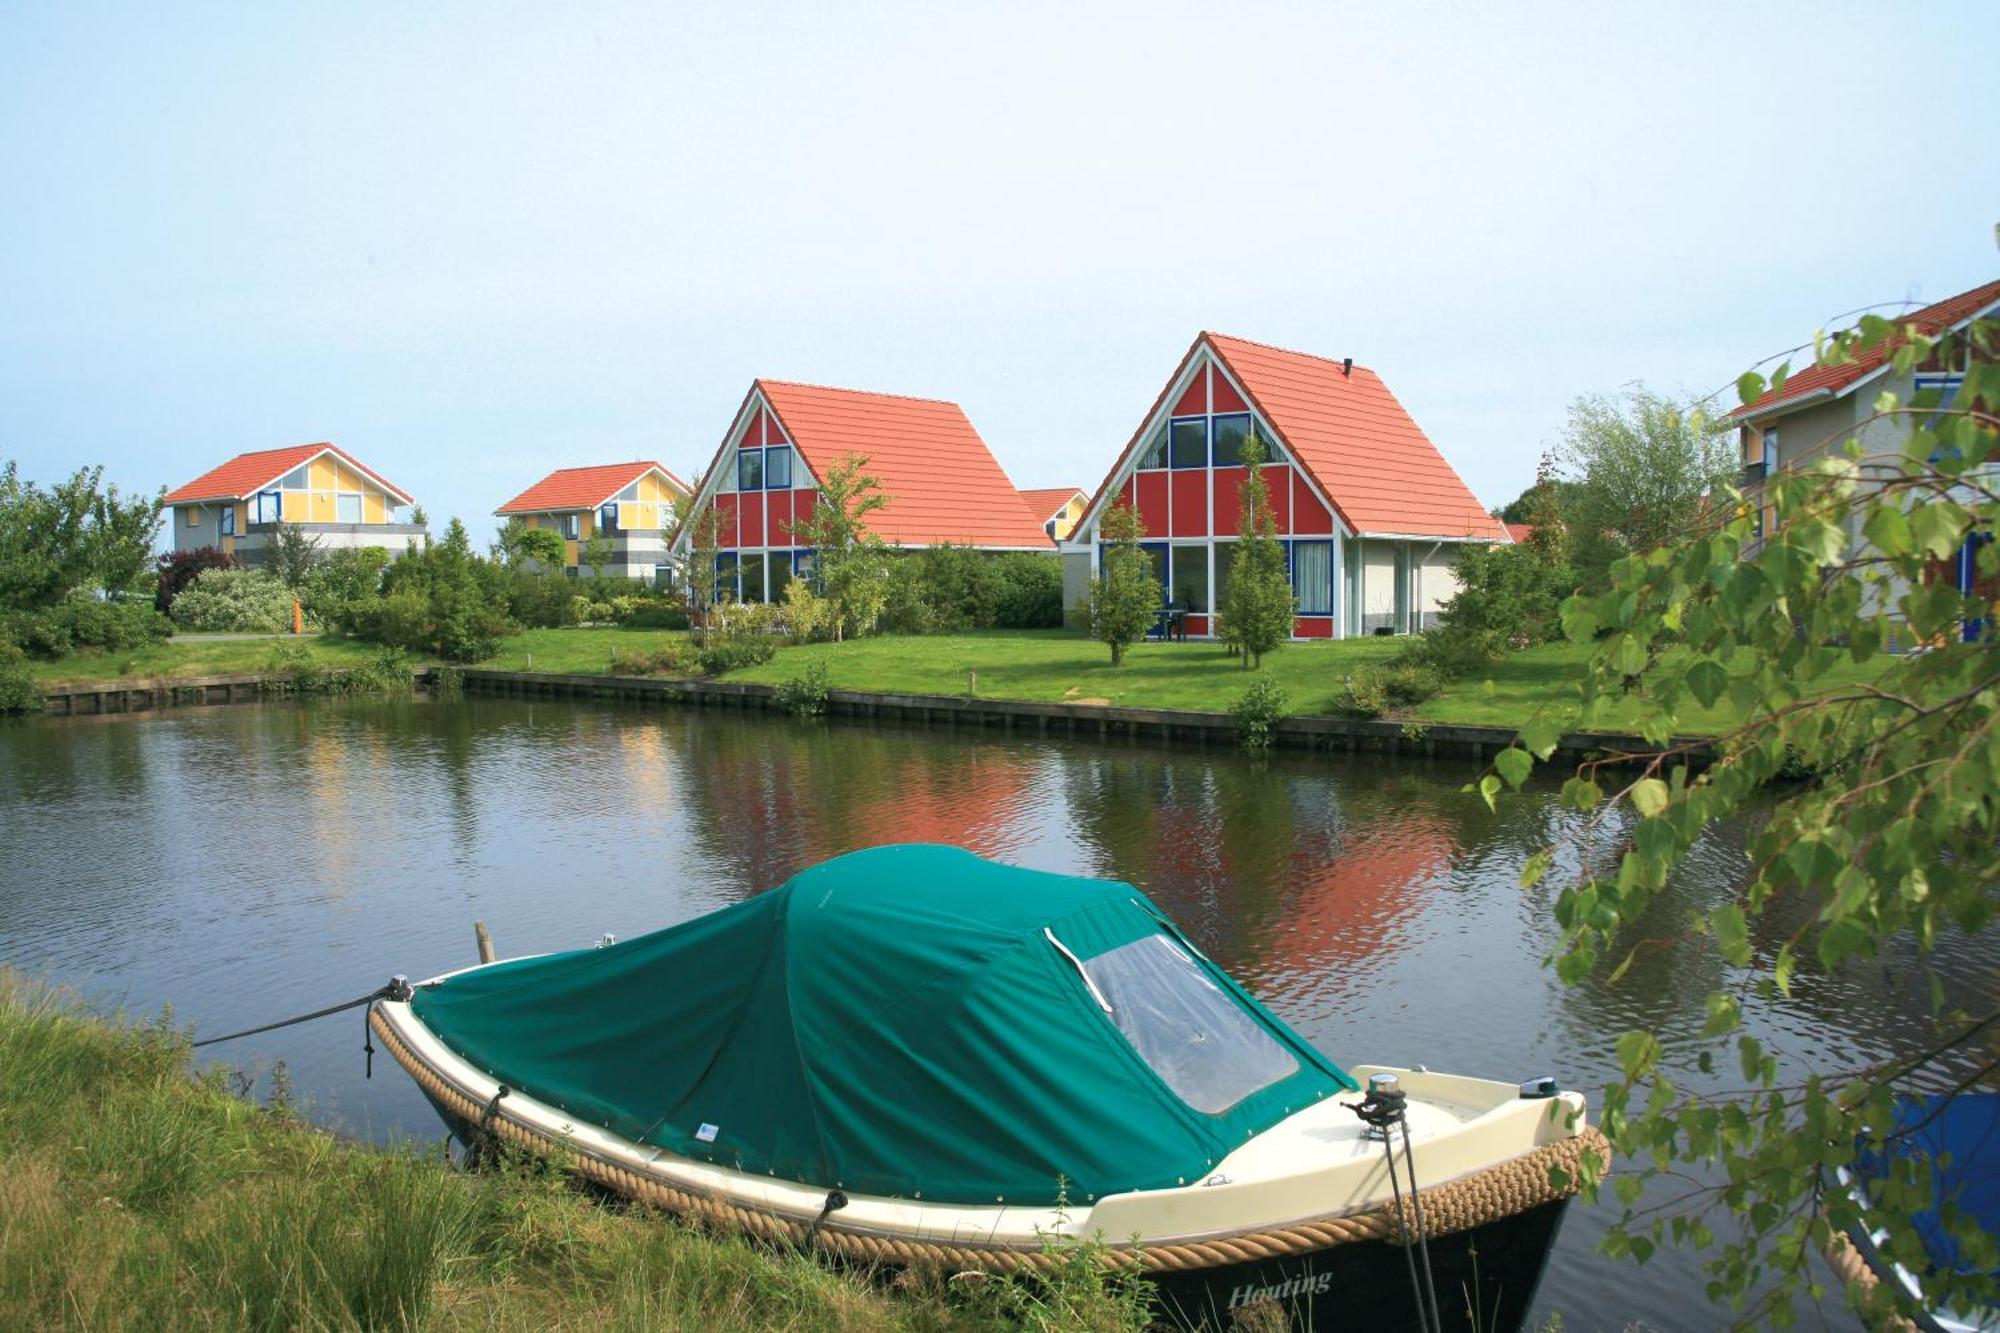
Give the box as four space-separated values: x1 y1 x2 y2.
410 844 1356 1206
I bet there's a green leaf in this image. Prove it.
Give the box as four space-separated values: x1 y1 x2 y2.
1477 774 1501 812
1736 371 1767 406
1910 498 1972 559
1630 777 1670 818
1616 1029 1661 1079
1495 746 1533 789
1862 505 1912 557
1560 598 1599 644
1685 659 1728 709
1712 903 1751 967
1519 849 1552 889
1519 715 1562 761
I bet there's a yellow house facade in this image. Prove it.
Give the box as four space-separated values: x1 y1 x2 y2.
163 443 422 563
495 461 690 580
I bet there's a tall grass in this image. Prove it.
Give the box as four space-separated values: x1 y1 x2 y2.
0 973 1149 1332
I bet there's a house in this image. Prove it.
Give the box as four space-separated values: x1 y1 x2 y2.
1019 487 1088 542
494 461 690 581
1733 276 1998 640
1733 276 1999 537
163 443 423 565
1062 333 1508 639
669 380 1053 602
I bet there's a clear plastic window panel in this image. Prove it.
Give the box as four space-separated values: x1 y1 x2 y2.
1079 934 1297 1115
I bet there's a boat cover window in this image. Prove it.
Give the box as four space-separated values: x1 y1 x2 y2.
1079 933 1297 1115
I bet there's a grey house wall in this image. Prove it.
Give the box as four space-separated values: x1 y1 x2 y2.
1060 549 1093 627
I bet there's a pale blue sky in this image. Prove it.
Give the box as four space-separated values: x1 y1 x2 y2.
4 2 1995 544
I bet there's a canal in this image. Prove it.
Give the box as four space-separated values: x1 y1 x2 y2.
2 695 1989 1329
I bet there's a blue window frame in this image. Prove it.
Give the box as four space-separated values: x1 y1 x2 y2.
714 551 738 602
738 448 764 491
254 491 281 524
598 503 621 535
765 446 793 490
559 513 580 540
792 548 817 582
1291 540 1332 614
1210 414 1255 466
219 505 235 537
1168 418 1207 469
1136 422 1169 470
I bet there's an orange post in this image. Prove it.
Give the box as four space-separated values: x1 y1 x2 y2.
292 599 304 635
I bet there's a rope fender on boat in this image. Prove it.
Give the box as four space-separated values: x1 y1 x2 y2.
371 1009 1611 1275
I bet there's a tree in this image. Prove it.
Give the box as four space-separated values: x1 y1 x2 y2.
1084 501 1161 666
265 521 323 592
578 533 613 579
1485 311 2000 1326
1556 386 1736 583
373 517 513 661
674 491 723 637
498 518 567 573
155 546 236 614
1219 431 1294 669
0 460 163 609
785 452 889 642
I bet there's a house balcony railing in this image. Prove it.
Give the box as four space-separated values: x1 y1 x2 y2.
243 522 428 537
1739 460 1768 487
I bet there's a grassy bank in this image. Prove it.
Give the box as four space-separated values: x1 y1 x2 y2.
24 633 386 685
0 974 1146 1332
21 624 1885 738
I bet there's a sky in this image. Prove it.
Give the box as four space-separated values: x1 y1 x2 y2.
3 1 1996 546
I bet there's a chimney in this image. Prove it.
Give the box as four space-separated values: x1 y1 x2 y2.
1341 357 1353 377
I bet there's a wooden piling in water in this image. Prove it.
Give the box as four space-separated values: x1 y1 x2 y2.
474 921 495 964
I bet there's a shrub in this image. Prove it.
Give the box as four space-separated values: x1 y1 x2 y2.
992 553 1064 629
1 598 171 659
695 635 777 675
618 602 690 631
1334 662 1449 718
0 641 41 712
609 644 695 676
776 661 831 718
154 547 235 614
1231 678 1288 752
779 581 834 642
502 571 580 629
169 568 295 633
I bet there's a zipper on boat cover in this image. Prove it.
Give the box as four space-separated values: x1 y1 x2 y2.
1043 927 1113 1014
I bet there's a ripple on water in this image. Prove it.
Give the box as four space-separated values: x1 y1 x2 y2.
8 698 1983 1331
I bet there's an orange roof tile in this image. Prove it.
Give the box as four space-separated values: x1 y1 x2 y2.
164 443 414 506
1204 334 1506 540
723 380 1051 549
495 461 688 515
1504 522 1533 544
1733 277 2000 420
1017 486 1086 522
1083 335 1504 541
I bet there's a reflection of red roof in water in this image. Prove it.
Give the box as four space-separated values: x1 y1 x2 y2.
817 750 1040 863
1235 812 1453 1014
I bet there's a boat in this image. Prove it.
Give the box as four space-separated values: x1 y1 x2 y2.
1825 1092 2000 1332
373 844 1603 1331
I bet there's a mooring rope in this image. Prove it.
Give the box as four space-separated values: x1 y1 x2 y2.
190 976 413 1049
1353 1074 1443 1333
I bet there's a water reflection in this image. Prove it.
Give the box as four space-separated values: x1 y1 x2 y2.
4 698 1992 1331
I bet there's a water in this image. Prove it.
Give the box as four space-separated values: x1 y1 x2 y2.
2 696 1992 1329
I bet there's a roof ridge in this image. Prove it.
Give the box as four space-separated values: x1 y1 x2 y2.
758 378 965 409
1203 331 1373 375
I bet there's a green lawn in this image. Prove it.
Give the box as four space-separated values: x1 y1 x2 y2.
723 629 1408 714
25 634 385 685
483 626 691 675
23 625 1885 739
